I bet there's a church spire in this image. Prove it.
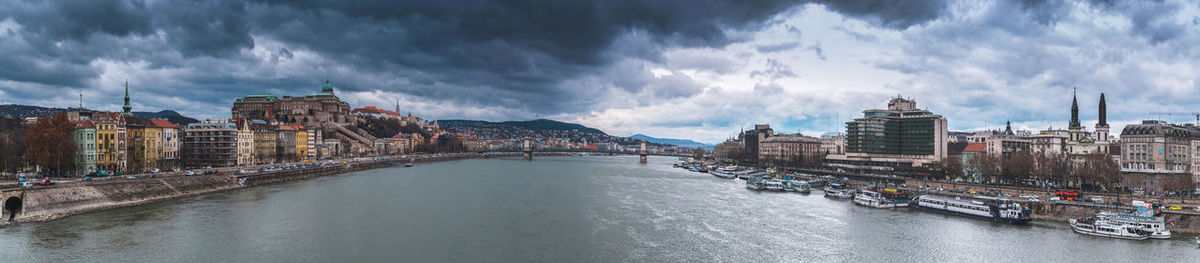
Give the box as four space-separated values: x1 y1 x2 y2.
1068 87 1080 129
1098 93 1107 126
122 80 133 116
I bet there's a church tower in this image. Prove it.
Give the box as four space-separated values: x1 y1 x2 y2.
122 80 133 116
1068 87 1082 142
1095 93 1109 142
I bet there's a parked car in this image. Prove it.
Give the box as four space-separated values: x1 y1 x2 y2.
81 176 93 182
1088 196 1104 203
20 182 33 188
37 179 54 186
185 171 196 176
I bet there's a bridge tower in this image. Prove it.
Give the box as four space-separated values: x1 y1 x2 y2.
523 137 533 161
638 140 648 164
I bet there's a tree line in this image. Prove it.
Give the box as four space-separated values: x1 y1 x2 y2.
941 151 1131 192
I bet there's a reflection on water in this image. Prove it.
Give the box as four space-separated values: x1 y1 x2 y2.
1 156 1198 262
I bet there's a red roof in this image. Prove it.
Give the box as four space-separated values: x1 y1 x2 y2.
962 143 987 153
71 120 95 129
149 119 180 129
352 106 401 116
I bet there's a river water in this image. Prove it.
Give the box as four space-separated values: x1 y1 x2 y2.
2 156 1198 262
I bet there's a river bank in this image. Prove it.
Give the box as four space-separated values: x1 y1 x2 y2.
0 152 581 228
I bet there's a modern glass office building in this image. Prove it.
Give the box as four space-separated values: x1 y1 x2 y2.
827 96 948 175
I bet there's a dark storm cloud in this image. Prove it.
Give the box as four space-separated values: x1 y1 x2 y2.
0 0 951 119
814 0 948 29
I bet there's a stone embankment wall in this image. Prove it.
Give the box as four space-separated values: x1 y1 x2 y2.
7 175 240 223
2 161 392 225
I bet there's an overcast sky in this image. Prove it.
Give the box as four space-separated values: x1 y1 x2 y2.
1 0 1198 143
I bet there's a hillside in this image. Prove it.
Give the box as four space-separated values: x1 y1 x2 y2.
438 119 607 135
631 134 713 149
0 104 199 125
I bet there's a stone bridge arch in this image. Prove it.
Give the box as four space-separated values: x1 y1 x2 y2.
2 189 25 222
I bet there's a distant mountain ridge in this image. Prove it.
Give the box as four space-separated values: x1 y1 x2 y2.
631 134 713 149
0 104 199 125
438 119 608 135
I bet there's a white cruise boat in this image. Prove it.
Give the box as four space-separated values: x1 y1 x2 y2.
710 169 736 179
784 180 811 194
913 195 1031 224
823 183 853 199
745 178 765 190
764 179 786 192
1096 211 1171 239
738 171 769 180
853 190 895 209
1070 217 1151 240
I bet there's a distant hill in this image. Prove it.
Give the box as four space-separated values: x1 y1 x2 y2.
132 110 199 125
0 104 198 125
438 119 608 135
631 134 713 149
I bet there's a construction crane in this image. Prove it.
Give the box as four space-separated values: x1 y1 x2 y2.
1150 112 1200 126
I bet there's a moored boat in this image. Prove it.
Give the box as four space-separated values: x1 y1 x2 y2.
710 169 737 179
1096 211 1171 239
853 190 895 209
823 183 853 199
745 178 765 190
739 171 768 180
1069 217 1151 240
784 180 811 194
879 189 910 208
913 195 1031 224
764 179 786 192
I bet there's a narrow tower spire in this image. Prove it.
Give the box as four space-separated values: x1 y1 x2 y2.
1068 87 1080 129
122 80 133 116
1098 93 1107 126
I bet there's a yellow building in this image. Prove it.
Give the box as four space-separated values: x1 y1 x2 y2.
296 129 309 160
126 117 162 172
93 112 127 173
251 122 277 164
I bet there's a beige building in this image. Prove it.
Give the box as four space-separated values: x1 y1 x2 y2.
1030 129 1069 155
713 139 743 161
1120 120 1194 191
236 119 256 165
819 135 845 155
758 134 822 167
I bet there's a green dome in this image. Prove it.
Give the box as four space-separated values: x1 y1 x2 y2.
321 80 334 94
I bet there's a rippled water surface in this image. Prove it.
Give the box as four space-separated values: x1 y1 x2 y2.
2 156 1198 262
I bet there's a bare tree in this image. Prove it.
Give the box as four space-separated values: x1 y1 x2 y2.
25 114 76 176
1004 151 1035 185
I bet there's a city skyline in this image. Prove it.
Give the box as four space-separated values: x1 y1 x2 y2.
1 1 1199 144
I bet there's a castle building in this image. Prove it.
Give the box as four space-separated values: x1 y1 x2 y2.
231 81 355 127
